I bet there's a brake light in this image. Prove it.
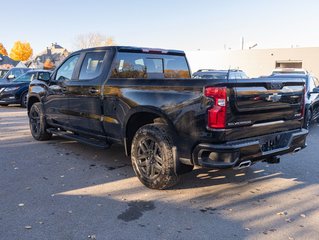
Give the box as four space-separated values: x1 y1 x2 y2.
205 87 227 129
142 48 168 54
301 86 306 118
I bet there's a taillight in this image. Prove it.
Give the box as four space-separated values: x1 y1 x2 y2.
205 87 227 129
301 86 306 118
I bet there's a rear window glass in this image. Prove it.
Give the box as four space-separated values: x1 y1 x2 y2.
79 51 106 80
110 52 190 79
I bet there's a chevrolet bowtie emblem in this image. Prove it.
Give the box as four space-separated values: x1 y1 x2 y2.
266 93 282 102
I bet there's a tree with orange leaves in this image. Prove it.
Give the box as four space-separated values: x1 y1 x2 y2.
43 59 55 70
105 37 116 46
0 43 8 56
10 41 33 61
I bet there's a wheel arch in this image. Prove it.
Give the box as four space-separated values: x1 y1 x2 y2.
123 106 176 156
27 95 41 115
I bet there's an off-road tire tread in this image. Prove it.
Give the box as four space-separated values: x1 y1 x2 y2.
29 103 52 141
131 123 180 189
20 92 28 108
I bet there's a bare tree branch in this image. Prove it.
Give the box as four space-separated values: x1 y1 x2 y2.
74 33 116 50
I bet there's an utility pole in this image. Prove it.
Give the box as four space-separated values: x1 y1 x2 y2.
241 37 244 50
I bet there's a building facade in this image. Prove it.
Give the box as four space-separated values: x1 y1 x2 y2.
186 47 319 77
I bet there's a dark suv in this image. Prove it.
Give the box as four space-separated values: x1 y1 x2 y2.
271 73 319 128
192 69 248 79
0 67 31 82
0 70 51 107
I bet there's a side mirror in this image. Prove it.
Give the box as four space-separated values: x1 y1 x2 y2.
7 74 15 80
310 87 319 94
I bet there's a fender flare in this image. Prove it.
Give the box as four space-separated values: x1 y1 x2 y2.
123 106 176 138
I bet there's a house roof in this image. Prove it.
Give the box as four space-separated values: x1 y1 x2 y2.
0 54 19 67
33 43 69 64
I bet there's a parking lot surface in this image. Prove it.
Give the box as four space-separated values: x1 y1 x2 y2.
1 106 319 240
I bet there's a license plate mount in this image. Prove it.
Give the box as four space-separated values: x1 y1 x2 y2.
261 135 281 152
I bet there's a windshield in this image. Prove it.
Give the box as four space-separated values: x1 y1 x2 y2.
13 72 34 82
0 69 9 78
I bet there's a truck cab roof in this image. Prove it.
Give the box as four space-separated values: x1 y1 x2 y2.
72 46 185 56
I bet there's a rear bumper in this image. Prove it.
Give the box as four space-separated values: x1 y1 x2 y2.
192 128 308 168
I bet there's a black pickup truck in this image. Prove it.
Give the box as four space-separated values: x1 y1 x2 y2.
27 46 308 189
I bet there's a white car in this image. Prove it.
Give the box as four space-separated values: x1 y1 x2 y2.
272 68 308 75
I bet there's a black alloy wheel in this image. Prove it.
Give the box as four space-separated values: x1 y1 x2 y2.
29 103 52 141
21 92 28 108
136 138 163 180
30 106 41 136
131 123 179 189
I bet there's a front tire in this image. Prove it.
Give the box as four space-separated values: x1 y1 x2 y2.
20 92 28 108
131 124 179 189
29 103 52 141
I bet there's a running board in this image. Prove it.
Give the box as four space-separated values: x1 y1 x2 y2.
48 129 110 149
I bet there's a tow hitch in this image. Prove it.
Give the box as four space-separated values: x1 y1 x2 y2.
264 156 280 164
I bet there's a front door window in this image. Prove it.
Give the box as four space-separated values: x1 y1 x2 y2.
55 55 80 81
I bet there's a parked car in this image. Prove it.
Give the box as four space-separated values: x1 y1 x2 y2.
270 73 319 128
272 68 308 75
0 67 31 83
27 46 307 189
0 70 51 107
192 69 249 79
0 69 9 78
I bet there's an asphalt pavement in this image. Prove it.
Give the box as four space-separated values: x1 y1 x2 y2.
0 106 318 240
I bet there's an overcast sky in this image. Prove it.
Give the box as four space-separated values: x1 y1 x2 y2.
2 0 319 54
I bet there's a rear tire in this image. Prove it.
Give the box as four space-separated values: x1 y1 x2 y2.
304 109 312 129
131 123 179 189
0 103 8 106
29 103 52 141
20 92 28 108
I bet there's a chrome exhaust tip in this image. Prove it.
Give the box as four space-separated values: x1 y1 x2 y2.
293 147 302 153
234 160 252 170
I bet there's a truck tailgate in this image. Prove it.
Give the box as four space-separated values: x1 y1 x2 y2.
220 78 305 140
230 79 304 125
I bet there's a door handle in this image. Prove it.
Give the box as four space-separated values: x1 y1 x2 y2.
89 88 99 94
49 85 61 91
49 85 66 92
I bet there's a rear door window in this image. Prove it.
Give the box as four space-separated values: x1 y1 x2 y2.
111 53 146 78
79 51 106 80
